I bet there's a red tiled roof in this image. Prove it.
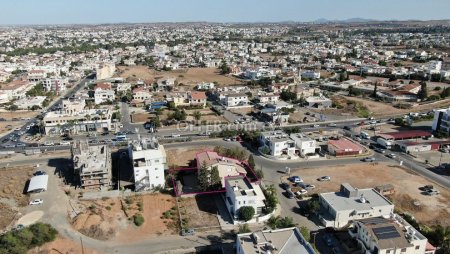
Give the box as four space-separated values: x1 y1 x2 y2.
382 130 432 140
191 91 206 100
328 138 364 152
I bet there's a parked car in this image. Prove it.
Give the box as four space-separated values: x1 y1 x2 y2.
295 189 308 195
44 141 54 146
318 176 331 181
289 176 303 183
16 143 26 147
362 157 375 162
419 185 434 191
386 153 396 159
285 190 295 199
374 147 385 154
327 123 337 127
181 228 195 236
60 141 71 146
34 170 47 176
280 182 290 190
223 137 231 141
303 184 316 190
29 199 43 205
312 124 320 128
425 189 440 196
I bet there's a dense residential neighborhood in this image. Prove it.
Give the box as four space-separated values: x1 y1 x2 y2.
0 2 450 254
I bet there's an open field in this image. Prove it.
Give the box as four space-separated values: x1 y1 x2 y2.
72 194 177 243
166 146 213 167
178 196 220 229
117 194 178 243
0 110 40 120
289 162 450 226
0 121 23 135
117 66 244 88
0 165 34 230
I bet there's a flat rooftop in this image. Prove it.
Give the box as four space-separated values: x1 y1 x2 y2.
321 187 393 212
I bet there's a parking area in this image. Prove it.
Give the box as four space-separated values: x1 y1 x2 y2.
289 162 450 226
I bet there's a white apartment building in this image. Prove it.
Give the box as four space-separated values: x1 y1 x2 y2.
219 93 249 107
259 131 296 157
224 176 266 220
94 88 115 104
196 82 215 90
128 138 167 191
43 99 112 135
42 78 68 94
290 134 317 157
432 107 450 135
27 70 47 84
349 215 435 254
319 183 394 228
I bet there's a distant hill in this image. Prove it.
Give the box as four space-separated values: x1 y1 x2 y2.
313 18 377 23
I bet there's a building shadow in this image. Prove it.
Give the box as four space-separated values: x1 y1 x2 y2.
48 158 79 187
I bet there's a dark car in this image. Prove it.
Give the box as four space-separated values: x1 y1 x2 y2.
181 228 195 236
34 170 47 176
280 182 290 190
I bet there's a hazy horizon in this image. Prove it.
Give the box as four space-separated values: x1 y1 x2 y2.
1 0 449 25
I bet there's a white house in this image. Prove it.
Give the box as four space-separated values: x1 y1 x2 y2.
224 176 266 220
349 215 435 254
196 82 215 90
259 131 296 157
290 134 317 157
301 70 321 79
319 183 394 228
42 78 68 94
128 138 167 191
219 93 249 107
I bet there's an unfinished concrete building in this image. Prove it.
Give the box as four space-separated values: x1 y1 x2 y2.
71 140 112 190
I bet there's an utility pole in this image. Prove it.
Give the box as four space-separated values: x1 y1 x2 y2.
80 236 85 254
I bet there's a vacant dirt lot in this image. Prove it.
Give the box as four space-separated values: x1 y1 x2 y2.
166 146 213 167
0 165 34 229
72 194 177 243
117 66 244 88
290 162 450 226
0 121 23 135
0 110 40 120
178 196 220 229
117 194 177 243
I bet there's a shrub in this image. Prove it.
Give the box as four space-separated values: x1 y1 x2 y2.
133 214 145 226
239 223 251 233
0 223 58 254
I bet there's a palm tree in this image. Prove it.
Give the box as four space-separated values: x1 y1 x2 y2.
193 111 202 124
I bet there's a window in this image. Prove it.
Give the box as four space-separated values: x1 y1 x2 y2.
386 250 391 254
415 246 420 250
401 248 406 252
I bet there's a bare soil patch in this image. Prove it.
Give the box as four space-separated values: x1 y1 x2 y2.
0 110 40 120
0 121 23 135
166 146 213 167
0 165 34 230
117 66 244 88
178 196 219 229
290 162 450 226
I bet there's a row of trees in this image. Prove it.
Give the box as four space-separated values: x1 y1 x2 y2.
0 223 58 254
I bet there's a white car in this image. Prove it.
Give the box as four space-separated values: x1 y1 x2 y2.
44 141 54 146
29 199 43 205
327 123 337 127
295 189 308 195
59 141 71 146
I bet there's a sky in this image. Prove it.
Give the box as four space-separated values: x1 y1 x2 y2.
1 0 450 25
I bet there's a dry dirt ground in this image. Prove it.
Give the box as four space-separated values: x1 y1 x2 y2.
116 194 178 243
117 66 244 88
178 196 220 229
29 236 99 254
71 194 177 243
289 162 450 226
0 110 40 120
0 165 34 230
166 146 213 167
0 121 23 135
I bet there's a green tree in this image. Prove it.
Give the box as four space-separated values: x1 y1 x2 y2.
247 154 256 169
280 90 297 102
219 61 231 75
210 166 221 189
372 81 378 98
441 87 450 98
193 111 202 122
418 81 428 100
238 206 255 221
198 162 210 191
133 213 145 226
307 199 320 215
